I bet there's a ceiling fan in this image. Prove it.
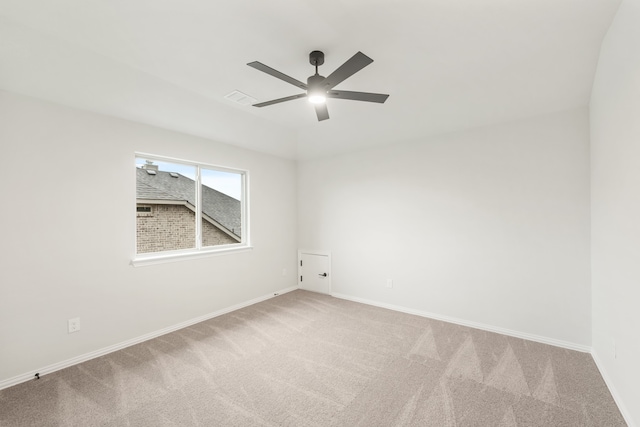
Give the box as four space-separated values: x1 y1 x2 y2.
247 51 389 121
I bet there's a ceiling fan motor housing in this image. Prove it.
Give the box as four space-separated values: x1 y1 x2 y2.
307 73 327 103
307 73 326 89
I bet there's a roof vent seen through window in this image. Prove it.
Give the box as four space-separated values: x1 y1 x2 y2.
141 160 159 175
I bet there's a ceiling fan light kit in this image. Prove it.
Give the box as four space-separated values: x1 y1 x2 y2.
247 50 389 121
308 93 327 104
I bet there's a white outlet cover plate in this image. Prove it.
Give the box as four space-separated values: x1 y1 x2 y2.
68 317 80 333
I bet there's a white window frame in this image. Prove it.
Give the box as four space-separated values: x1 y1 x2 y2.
132 153 251 267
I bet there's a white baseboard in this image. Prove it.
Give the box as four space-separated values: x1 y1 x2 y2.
591 350 637 427
4 286 633 425
0 286 298 391
333 291 635 424
331 292 592 353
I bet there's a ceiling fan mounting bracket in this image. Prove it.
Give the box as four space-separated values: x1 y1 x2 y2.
309 50 325 67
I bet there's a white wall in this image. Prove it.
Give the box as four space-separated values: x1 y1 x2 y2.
298 108 591 347
590 0 640 423
0 90 298 383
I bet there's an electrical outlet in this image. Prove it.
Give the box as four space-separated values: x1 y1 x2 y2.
386 279 393 289
68 317 80 334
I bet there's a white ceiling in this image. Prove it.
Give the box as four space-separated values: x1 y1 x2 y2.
0 0 621 160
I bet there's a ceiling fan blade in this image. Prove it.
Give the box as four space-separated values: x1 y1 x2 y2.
323 52 374 90
328 90 389 103
253 93 307 107
315 103 329 121
247 61 308 90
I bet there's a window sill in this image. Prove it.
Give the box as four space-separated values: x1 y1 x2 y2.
131 245 253 267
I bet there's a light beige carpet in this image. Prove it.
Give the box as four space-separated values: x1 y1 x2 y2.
0 290 626 426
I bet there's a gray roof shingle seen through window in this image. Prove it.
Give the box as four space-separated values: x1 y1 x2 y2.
136 168 241 238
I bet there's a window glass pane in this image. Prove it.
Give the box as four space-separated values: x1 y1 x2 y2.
136 158 196 253
201 168 243 247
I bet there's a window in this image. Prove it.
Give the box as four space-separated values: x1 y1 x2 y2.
136 205 153 217
134 154 249 264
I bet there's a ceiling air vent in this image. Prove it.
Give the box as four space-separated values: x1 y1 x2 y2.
224 90 257 106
